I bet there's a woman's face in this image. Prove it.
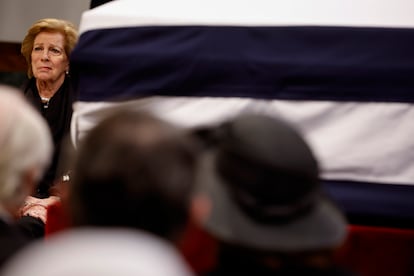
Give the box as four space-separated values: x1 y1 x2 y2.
31 32 69 83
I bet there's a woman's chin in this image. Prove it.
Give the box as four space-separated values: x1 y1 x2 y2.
35 75 53 82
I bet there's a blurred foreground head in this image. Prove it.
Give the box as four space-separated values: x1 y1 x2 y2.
1 228 194 276
69 110 200 241
0 85 52 216
192 113 347 252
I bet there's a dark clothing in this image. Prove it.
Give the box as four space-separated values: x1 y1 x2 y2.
90 0 112 8
0 216 44 268
22 77 74 198
0 219 30 268
205 265 356 276
204 251 357 276
16 216 45 239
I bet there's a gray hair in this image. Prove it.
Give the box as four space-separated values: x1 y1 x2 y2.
0 85 52 209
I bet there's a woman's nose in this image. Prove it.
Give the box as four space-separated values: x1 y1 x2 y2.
41 50 49 60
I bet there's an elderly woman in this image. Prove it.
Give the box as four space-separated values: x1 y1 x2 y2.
21 18 78 198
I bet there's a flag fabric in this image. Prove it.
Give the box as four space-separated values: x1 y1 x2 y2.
70 0 414 226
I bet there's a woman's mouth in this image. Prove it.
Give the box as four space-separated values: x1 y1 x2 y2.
38 67 52 71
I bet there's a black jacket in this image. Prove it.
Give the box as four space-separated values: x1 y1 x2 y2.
22 77 74 198
0 219 30 268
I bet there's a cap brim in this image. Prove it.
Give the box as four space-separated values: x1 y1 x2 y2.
195 152 347 252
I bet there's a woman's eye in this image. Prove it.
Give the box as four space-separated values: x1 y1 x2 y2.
50 48 62 55
32 46 63 56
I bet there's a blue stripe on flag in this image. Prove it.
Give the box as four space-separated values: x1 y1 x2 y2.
324 180 414 228
71 26 414 103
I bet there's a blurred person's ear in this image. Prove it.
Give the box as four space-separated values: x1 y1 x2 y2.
190 194 212 225
6 167 38 219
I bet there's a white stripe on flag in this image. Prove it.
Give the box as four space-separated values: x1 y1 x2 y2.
79 0 414 34
71 97 414 186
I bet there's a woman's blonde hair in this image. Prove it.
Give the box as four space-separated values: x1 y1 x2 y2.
21 18 79 78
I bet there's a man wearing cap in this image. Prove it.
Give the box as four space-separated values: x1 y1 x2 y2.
191 113 356 275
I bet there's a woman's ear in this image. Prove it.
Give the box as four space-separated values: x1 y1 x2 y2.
190 193 212 225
